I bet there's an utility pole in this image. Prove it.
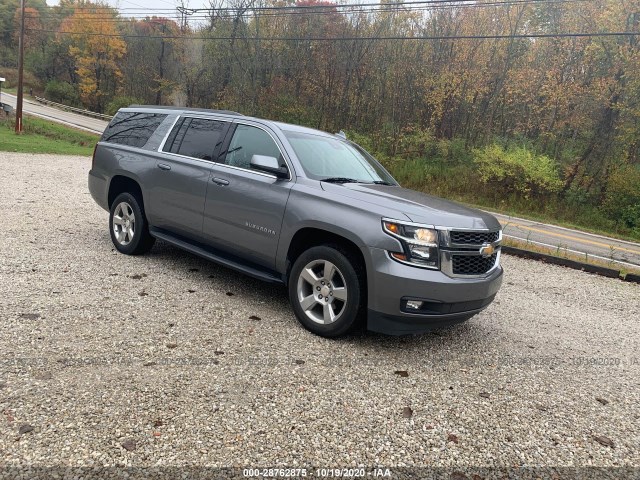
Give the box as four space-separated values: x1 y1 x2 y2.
15 0 25 133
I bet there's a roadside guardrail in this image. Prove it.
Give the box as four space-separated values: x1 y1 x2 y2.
34 96 113 121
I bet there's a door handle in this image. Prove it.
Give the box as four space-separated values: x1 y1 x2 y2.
158 163 171 171
212 177 229 186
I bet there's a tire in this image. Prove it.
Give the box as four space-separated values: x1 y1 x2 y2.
288 245 365 337
109 192 155 255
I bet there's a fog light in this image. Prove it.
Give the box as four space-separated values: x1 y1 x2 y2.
406 300 423 310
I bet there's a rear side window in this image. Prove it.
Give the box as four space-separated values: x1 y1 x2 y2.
163 117 226 161
101 112 167 148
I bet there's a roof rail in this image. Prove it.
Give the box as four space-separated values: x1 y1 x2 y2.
129 105 243 116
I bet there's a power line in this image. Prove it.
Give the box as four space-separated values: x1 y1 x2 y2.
23 0 597 18
24 28 640 41
23 0 599 22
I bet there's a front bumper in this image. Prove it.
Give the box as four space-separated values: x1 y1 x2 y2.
364 247 503 335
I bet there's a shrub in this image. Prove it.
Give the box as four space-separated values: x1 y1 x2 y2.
473 144 563 199
603 164 640 230
44 80 80 107
106 96 143 116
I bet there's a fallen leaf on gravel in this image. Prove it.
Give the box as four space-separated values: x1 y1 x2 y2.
394 370 409 377
168 323 175 327
153 432 161 437
226 292 235 296
249 315 261 321
187 289 196 293
450 472 469 480
593 435 615 448
479 392 491 399
138 290 148 297
143 361 157 367
154 419 163 427
402 407 413 418
121 439 137 451
424 424 434 430
129 274 147 280
166 343 178 349
19 313 40 320
18 424 34 435
596 397 609 406
295 359 305 365
536 404 549 412
34 372 52 380
214 350 225 355
447 433 459 444
527 345 535 349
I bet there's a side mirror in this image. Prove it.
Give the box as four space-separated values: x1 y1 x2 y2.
250 155 288 178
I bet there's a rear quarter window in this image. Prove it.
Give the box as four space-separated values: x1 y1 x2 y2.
101 112 167 148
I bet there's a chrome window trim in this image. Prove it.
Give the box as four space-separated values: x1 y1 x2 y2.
156 115 293 181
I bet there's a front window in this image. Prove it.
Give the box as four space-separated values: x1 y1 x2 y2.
224 124 283 170
284 131 397 185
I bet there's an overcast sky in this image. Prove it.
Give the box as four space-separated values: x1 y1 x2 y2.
45 0 211 13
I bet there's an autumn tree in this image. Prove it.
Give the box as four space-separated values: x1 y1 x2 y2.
59 2 126 112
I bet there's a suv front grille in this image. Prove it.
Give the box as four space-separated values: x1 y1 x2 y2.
450 230 499 245
452 253 498 275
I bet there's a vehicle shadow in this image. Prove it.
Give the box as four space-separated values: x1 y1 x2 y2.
131 239 491 352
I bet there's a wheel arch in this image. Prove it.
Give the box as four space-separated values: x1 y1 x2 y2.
107 174 145 209
284 226 367 287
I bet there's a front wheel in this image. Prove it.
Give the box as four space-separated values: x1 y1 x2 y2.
109 192 155 255
288 245 365 337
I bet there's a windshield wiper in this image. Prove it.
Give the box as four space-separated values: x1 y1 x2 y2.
372 180 394 185
320 177 363 184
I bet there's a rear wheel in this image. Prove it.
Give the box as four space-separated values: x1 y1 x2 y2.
109 192 155 255
288 245 364 337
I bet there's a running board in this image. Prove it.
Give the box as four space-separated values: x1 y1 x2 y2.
149 228 284 284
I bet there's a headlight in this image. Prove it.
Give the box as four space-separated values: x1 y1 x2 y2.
382 220 439 269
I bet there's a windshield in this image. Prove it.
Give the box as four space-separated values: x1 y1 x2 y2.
284 131 397 185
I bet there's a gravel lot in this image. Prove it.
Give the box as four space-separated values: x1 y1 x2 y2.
1 154 639 476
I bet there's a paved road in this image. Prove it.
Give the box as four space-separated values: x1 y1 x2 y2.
492 211 640 268
2 92 639 267
1 93 108 134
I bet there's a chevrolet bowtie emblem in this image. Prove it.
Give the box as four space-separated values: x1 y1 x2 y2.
479 244 495 257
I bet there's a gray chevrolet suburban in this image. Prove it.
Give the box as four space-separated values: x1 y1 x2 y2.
88 106 503 337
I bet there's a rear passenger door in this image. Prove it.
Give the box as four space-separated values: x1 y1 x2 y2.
148 116 229 238
202 122 293 269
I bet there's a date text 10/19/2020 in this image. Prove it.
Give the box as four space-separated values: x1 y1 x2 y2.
243 468 392 478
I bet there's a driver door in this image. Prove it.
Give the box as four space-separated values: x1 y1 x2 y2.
202 122 293 269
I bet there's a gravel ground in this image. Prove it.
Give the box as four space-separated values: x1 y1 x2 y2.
1 154 639 476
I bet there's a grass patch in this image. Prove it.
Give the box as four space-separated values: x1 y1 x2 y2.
0 116 97 156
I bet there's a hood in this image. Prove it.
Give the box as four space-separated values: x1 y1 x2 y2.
321 183 501 231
